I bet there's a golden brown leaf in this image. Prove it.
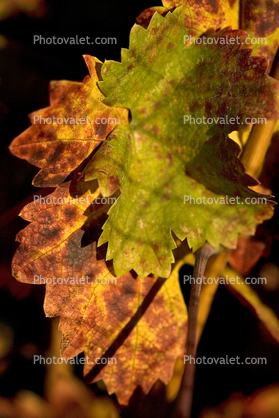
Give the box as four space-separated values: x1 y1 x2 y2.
9 56 128 187
241 0 279 72
228 235 266 276
137 0 239 35
12 180 186 405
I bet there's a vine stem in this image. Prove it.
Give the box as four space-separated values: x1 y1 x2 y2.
175 242 216 418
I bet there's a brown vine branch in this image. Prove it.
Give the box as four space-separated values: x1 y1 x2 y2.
175 242 216 418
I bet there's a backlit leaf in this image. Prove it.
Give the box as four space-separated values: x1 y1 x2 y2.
88 8 278 278
137 0 239 35
241 0 279 72
12 181 186 404
9 56 128 187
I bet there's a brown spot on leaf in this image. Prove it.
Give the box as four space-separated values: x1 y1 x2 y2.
41 227 62 240
64 207 77 222
94 121 108 138
49 143 64 163
166 152 173 166
139 107 148 116
152 126 160 135
202 0 219 14
167 42 174 50
243 0 279 37
31 149 47 161
41 212 55 224
108 175 120 192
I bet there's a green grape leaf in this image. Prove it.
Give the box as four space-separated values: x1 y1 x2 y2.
83 8 279 278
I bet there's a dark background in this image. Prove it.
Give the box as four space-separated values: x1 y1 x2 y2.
0 1 279 417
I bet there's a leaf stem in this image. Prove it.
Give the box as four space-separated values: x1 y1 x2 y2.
175 242 215 418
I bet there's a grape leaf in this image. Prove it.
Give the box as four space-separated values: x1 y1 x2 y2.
137 0 239 35
9 3 279 406
228 235 266 276
241 0 279 72
12 179 99 281
9 56 128 187
83 8 278 278
12 180 187 405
